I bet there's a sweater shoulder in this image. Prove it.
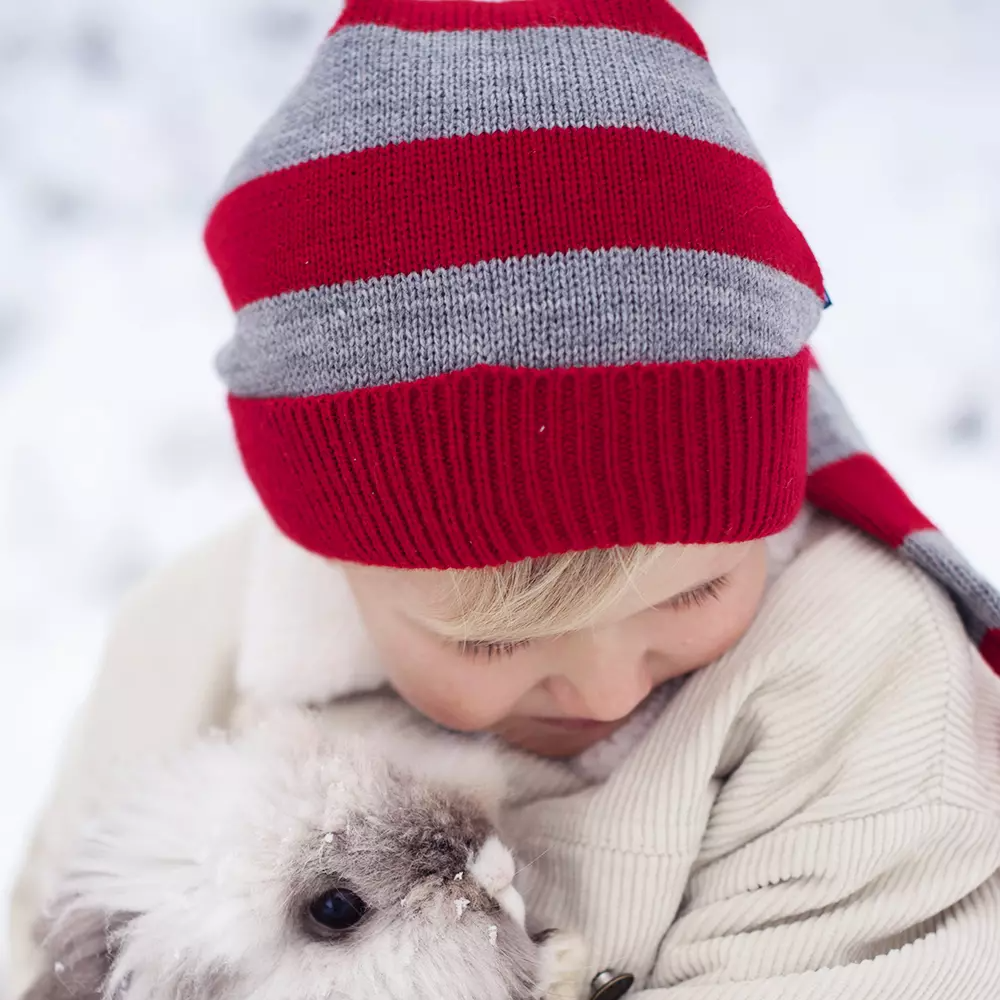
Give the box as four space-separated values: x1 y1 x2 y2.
736 520 977 699
705 523 1000 834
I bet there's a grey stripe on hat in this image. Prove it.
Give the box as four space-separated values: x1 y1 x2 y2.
221 24 762 195
217 246 822 398
807 366 868 474
902 530 1000 641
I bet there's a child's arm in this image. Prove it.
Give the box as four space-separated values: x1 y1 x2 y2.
648 803 1000 998
636 539 1000 998
6 515 257 997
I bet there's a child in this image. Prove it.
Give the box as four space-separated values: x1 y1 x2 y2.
11 1 1000 997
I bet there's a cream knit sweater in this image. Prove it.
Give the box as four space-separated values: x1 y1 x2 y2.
8 519 1000 998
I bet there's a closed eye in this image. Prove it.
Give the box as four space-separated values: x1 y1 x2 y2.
658 575 730 611
453 577 732 657
456 639 531 661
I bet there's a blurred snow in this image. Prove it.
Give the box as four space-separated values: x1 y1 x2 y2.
0 0 997 982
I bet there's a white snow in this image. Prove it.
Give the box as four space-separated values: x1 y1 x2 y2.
1 0 997 985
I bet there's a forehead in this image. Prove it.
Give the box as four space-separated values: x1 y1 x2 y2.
344 542 754 629
600 541 754 619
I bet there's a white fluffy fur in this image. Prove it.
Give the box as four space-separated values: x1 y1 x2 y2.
26 696 588 1000
236 520 387 704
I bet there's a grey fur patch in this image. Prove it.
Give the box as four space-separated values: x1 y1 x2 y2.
291 774 497 924
23 908 117 1000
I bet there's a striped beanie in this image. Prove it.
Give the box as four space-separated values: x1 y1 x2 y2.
205 0 999 673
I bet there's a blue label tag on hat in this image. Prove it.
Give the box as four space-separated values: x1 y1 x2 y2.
823 289 833 309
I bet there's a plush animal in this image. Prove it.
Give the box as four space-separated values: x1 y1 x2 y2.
21 695 589 1000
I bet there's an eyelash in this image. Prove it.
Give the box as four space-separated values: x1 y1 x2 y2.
453 575 731 659
662 575 731 611
456 639 531 661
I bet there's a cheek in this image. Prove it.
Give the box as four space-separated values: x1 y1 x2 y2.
371 631 526 732
696 585 762 661
655 547 768 669
341 572 526 731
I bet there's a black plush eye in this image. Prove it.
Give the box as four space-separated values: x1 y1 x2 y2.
306 888 368 934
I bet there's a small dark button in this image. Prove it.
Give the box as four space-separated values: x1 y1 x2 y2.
590 969 635 1000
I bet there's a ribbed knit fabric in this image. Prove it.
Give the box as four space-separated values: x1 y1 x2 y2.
497 525 1000 997
229 357 810 568
204 0 1000 673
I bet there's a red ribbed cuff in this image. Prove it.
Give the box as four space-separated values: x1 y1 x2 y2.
228 354 810 569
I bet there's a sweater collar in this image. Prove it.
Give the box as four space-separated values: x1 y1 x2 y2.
235 517 388 705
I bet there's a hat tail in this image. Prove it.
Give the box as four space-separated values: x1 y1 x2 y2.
805 351 1000 674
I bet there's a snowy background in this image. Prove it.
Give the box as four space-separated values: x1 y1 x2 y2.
1 0 998 982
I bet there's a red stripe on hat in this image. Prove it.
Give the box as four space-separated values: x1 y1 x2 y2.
806 452 935 549
981 630 1000 674
332 0 708 58
206 127 824 311
228 354 809 568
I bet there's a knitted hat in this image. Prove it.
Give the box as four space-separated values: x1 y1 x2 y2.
205 0 999 671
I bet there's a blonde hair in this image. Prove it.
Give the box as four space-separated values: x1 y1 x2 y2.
425 544 667 645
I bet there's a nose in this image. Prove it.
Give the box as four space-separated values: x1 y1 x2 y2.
547 633 653 722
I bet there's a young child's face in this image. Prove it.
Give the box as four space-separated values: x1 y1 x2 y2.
343 541 768 757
